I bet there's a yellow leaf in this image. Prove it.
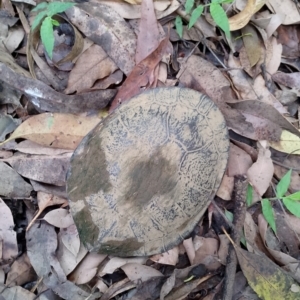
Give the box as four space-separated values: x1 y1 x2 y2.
270 130 300 155
229 0 266 31
236 248 300 299
0 113 101 150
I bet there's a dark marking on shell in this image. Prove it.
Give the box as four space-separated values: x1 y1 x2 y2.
73 204 99 247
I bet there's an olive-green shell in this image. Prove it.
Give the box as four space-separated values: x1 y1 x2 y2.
67 87 229 256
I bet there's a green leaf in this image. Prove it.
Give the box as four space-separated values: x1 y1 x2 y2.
262 199 276 233
189 5 204 29
46 2 75 17
185 0 194 14
283 198 300 218
210 3 230 38
246 184 253 206
284 191 300 201
32 10 48 30
31 2 48 12
40 16 55 59
175 16 183 38
276 169 292 198
51 19 60 26
225 209 233 222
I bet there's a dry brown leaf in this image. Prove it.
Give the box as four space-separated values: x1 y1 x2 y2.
228 100 300 141
65 44 118 94
3 153 71 186
233 239 300 299
109 34 172 111
0 286 36 300
121 263 163 282
266 0 300 25
98 257 147 276
6 254 35 287
136 0 161 63
27 222 91 299
57 231 87 276
217 174 234 200
150 246 179 265
0 62 115 113
227 143 253 177
101 0 180 20
244 211 267 254
14 140 72 156
193 237 221 270
229 0 264 31
61 224 80 257
0 161 32 198
68 252 106 284
65 3 136 75
218 234 230 265
242 24 262 67
0 198 18 263
247 144 274 196
273 72 300 89
183 238 195 265
43 208 74 228
0 113 101 150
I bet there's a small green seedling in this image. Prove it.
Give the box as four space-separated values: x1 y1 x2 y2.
31 1 75 59
248 170 300 233
176 0 233 39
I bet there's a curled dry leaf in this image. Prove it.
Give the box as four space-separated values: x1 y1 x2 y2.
65 3 136 75
229 0 265 31
247 145 274 196
43 208 74 228
0 198 18 262
0 113 101 150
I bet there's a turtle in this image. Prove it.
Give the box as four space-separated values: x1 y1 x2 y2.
66 87 229 257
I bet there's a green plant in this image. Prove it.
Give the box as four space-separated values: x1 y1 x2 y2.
31 1 75 59
248 170 300 233
175 0 233 39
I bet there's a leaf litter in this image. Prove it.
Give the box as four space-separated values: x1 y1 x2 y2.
1 0 300 299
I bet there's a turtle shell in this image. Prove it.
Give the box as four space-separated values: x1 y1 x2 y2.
67 87 229 256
